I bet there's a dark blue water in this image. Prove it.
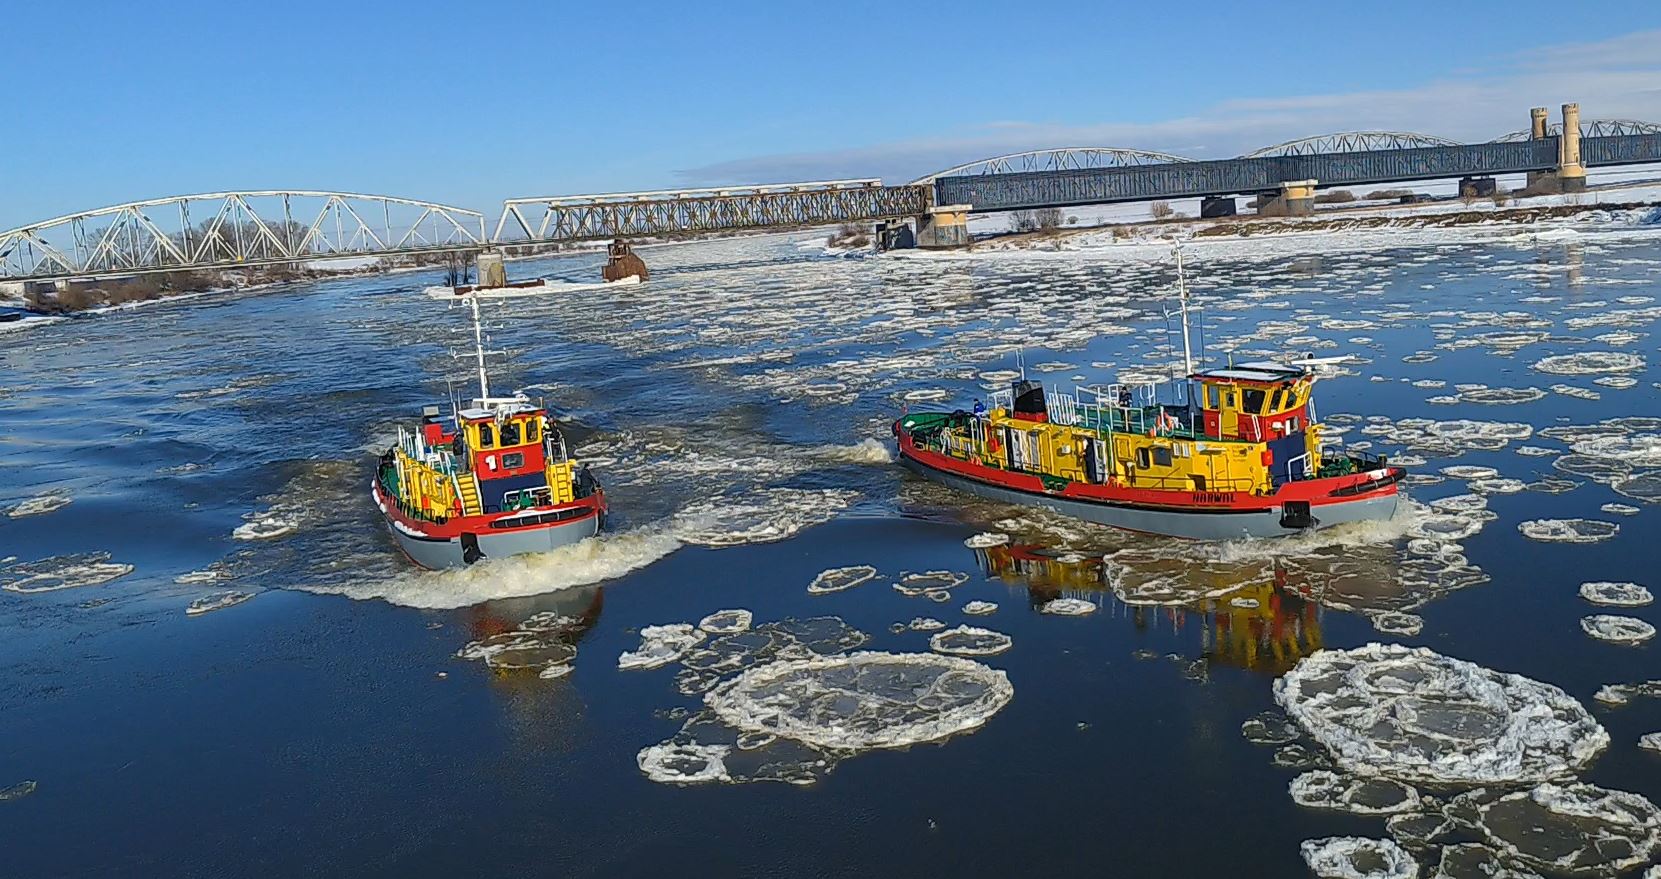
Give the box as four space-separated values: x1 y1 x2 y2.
3 224 1660 876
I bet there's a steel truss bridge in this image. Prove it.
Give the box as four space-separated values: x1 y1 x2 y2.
6 119 1661 281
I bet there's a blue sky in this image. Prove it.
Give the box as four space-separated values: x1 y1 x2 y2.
4 0 1661 228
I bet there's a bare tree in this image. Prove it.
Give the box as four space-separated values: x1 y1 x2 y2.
1149 201 1174 220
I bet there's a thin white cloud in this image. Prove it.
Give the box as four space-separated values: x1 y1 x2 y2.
676 29 1661 186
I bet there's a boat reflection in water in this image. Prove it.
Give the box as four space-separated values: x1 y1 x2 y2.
969 542 1325 675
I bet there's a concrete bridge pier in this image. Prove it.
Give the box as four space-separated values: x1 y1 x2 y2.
477 249 507 288
1459 177 1498 198
1200 196 1237 218
1255 180 1317 217
915 204 971 249
875 220 915 251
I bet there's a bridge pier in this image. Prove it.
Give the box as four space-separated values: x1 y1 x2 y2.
1459 177 1498 198
477 250 507 288
915 204 971 249
1255 180 1317 217
1200 196 1237 218
875 220 915 251
1526 107 1551 189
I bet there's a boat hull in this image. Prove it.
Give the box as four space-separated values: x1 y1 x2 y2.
373 480 604 569
900 454 1397 540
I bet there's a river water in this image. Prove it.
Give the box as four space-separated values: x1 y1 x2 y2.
3 218 1661 877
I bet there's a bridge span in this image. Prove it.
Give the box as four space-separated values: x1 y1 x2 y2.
6 104 1661 282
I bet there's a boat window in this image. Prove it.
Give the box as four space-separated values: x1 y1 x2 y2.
1271 388 1287 412
1242 388 1267 414
524 420 539 444
1152 447 1172 467
1136 447 1150 469
1203 384 1219 410
502 453 524 469
476 424 495 448
501 421 521 446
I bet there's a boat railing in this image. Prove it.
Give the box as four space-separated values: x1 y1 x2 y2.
988 389 1014 412
1046 389 1080 426
1284 451 1311 482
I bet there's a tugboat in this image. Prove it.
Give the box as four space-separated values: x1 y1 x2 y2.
893 249 1404 540
373 294 606 568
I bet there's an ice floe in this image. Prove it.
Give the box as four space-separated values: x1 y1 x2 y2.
0 552 134 593
619 624 707 670
672 487 858 546
1580 614 1656 644
1040 597 1098 615
458 616 583 678
6 490 70 518
893 570 969 597
1300 836 1418 879
1290 770 1422 815
1578 581 1653 607
808 564 877 594
963 531 1010 549
1274 644 1608 784
637 742 731 784
1532 351 1646 375
906 617 947 632
962 600 998 616
1517 518 1619 543
185 591 254 616
703 651 1012 751
0 780 37 801
698 609 754 634
929 625 1013 657
1371 612 1424 637
1472 782 1661 877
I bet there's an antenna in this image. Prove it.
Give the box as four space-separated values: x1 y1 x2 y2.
469 294 490 400
1174 243 1194 377
1017 347 1026 380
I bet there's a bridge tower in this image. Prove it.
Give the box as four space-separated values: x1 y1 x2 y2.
1558 102 1587 192
1525 107 1550 189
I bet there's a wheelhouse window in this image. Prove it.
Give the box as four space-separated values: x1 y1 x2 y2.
1242 388 1267 414
1203 384 1220 410
502 452 525 469
524 420 540 444
475 424 495 448
1271 388 1287 412
500 421 521 446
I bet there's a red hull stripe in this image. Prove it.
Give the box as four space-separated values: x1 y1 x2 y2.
373 482 605 540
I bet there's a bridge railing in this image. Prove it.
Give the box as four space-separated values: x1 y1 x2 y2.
1584 133 1661 166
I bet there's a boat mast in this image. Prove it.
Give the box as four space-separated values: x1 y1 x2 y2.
468 293 490 400
1175 244 1194 376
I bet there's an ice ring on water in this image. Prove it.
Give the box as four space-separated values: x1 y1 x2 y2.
1289 770 1421 815
1473 782 1661 877
1533 351 1646 376
1407 514 1485 542
963 532 1009 549
929 625 1012 657
1371 612 1424 637
1040 598 1098 616
962 600 998 616
704 651 1013 751
698 609 753 634
636 743 730 784
1299 836 1418 879
808 565 876 594
618 624 706 670
1518 519 1619 543
1581 615 1656 644
1274 644 1608 784
1441 466 1499 480
907 617 946 632
1579 582 1652 607
1613 472 1661 503
1241 710 1300 746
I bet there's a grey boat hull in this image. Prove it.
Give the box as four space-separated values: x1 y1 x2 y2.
901 457 1399 540
387 513 601 569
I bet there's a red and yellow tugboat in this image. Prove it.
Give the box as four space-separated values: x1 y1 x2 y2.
894 251 1403 540
373 295 605 568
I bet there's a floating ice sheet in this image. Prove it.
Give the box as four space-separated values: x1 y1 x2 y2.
1371 612 1424 637
672 488 858 546
808 565 876 594
698 609 753 634
1532 351 1646 376
963 532 1009 549
1431 843 1543 879
1040 597 1098 616
636 743 730 784
0 553 134 593
704 651 1013 751
893 570 968 596
6 490 70 518
1581 614 1656 644
1517 519 1619 543
0 780 37 801
1299 836 1418 879
1275 644 1607 784
1474 782 1661 877
1290 770 1422 815
1241 710 1301 746
619 624 706 670
1579 582 1652 607
185 591 254 616
929 625 1012 657
962 600 998 616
